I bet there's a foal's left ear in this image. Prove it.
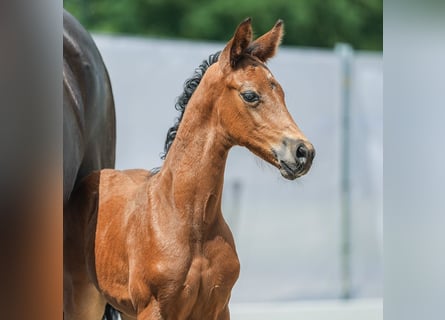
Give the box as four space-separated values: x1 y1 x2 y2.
248 20 284 63
220 18 253 70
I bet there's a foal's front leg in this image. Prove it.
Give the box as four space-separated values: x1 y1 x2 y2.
136 300 163 320
216 306 230 320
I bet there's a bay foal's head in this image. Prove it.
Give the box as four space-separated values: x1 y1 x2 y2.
211 18 315 180
164 18 314 180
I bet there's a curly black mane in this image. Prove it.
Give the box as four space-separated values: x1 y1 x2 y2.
161 51 221 160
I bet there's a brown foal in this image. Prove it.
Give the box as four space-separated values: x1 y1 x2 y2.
64 18 315 320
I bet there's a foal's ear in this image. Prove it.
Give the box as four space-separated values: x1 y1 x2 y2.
221 18 253 70
248 20 284 63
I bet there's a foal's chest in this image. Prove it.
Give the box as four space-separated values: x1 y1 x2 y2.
173 237 240 318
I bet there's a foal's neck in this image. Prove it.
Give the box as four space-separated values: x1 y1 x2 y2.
157 80 231 229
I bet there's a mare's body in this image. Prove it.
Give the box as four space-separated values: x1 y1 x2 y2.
63 9 117 319
64 19 314 320
63 9 116 203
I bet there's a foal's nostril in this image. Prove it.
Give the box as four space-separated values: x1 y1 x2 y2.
296 144 308 160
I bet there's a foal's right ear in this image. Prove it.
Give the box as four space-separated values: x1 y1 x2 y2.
220 18 253 72
248 20 284 63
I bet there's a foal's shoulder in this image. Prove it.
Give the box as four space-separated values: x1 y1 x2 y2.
96 169 153 210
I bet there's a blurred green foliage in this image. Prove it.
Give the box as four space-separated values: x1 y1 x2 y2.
63 0 382 51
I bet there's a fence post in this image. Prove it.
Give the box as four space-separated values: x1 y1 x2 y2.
335 43 354 300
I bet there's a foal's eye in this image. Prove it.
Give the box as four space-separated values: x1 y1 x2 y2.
240 91 260 104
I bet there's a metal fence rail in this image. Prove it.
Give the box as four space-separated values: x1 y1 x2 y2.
230 299 383 320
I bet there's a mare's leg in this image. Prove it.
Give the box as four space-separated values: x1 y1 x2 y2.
64 185 105 319
121 313 137 320
64 277 106 320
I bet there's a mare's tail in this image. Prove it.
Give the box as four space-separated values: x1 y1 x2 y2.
103 303 121 320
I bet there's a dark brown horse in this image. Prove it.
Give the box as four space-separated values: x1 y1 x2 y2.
63 9 117 319
64 18 314 320
63 9 116 203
